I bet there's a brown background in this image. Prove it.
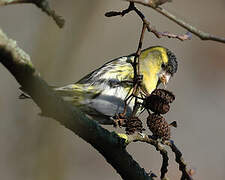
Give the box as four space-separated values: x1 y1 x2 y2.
0 0 225 179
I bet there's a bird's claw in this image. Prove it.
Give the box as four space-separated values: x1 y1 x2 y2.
112 113 127 127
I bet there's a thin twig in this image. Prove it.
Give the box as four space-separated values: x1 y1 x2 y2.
133 22 147 89
151 30 192 41
106 2 191 41
106 2 149 117
0 0 65 28
159 146 169 179
125 0 225 44
105 2 134 17
124 133 193 180
165 141 193 180
124 133 170 179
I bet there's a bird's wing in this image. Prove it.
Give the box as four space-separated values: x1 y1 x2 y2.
55 55 134 103
78 56 135 117
77 55 134 88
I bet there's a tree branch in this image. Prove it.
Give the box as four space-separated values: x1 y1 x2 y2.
106 2 191 41
0 0 65 28
0 29 152 180
122 133 193 180
124 0 225 44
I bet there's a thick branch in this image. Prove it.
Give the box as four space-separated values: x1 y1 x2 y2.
125 0 225 44
0 29 152 180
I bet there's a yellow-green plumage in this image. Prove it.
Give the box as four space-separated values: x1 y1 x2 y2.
54 46 177 124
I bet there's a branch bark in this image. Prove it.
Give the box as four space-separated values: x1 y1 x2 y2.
0 29 152 180
0 0 65 28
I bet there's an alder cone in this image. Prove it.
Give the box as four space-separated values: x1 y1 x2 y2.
125 117 144 135
151 89 175 104
144 95 170 114
147 114 170 140
144 89 175 114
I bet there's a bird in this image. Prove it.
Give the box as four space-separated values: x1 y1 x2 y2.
53 46 178 125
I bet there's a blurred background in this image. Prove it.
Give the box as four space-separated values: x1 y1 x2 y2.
0 0 225 179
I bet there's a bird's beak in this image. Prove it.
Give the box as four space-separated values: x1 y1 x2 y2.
159 71 171 87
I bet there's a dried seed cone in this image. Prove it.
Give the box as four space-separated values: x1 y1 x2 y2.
151 89 175 104
147 114 171 140
144 95 170 114
125 117 144 135
144 89 175 114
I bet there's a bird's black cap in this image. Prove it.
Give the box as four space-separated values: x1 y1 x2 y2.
166 49 178 75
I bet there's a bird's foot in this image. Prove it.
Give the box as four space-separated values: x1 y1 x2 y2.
112 113 127 127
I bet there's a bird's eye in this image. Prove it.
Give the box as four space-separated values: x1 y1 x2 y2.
161 63 166 69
